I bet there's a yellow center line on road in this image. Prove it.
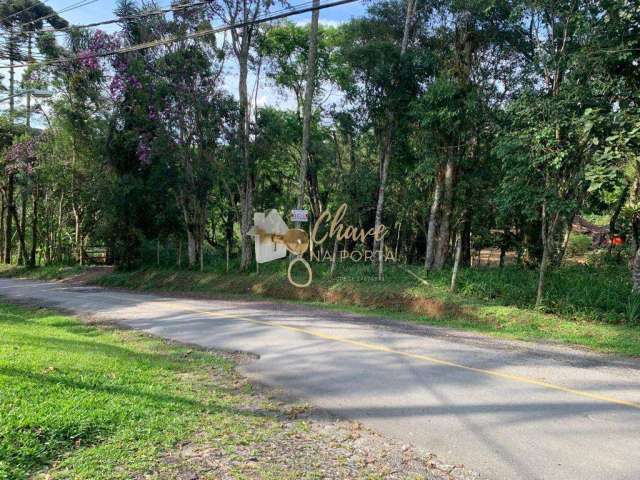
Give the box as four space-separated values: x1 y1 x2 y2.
105 295 640 410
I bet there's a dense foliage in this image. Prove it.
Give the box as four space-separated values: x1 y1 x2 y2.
0 0 638 305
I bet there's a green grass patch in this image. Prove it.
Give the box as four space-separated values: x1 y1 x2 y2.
0 302 284 479
0 264 88 281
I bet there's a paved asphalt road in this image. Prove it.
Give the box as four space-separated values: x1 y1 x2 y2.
2 278 640 480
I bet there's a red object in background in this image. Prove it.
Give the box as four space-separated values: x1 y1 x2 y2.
611 235 624 246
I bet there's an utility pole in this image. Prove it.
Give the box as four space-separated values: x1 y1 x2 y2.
9 25 15 120
26 34 32 129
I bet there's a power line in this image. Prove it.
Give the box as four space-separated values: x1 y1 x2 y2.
0 0 316 64
0 0 354 70
0 0 97 32
3 0 216 36
18 0 99 29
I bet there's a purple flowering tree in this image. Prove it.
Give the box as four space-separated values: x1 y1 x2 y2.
105 5 235 269
41 28 119 265
3 138 38 265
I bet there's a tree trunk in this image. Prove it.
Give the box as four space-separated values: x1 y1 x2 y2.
400 0 416 54
536 205 559 307
200 235 204 272
56 192 64 263
608 183 629 255
425 168 443 269
536 240 551 307
186 228 197 268
633 249 640 293
29 185 38 267
9 30 15 120
17 193 27 265
434 159 455 270
12 200 27 266
556 214 575 267
42 191 50 264
3 175 14 263
239 177 253 270
450 230 463 292
394 220 402 261
238 49 254 271
330 236 339 276
461 214 471 267
373 127 392 254
26 36 32 129
499 232 507 268
372 0 414 256
296 0 320 218
73 206 83 266
0 194 4 262
632 215 640 256
182 201 205 270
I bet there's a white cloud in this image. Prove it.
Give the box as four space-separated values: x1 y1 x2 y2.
293 19 345 28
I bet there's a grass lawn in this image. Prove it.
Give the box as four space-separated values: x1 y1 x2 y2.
2 260 640 357
0 301 267 479
2 301 435 480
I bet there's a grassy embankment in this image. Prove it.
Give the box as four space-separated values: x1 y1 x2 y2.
2 301 422 480
1 257 639 356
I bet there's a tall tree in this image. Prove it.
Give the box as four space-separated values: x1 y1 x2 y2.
0 0 67 264
214 0 276 270
296 0 320 216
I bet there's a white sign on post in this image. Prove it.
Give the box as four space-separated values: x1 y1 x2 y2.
291 209 309 222
247 210 288 264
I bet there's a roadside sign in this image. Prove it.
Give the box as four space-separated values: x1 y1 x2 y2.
291 209 309 222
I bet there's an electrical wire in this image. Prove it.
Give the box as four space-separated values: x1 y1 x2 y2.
0 0 353 70
0 0 99 33
34 0 215 33
19 0 99 29
0 0 213 37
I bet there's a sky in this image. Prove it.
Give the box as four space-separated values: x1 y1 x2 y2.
1 0 370 121
45 0 368 31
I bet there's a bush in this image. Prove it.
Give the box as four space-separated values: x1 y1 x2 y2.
566 233 592 257
626 293 640 325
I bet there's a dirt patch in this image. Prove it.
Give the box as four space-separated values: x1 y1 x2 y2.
260 282 460 322
152 356 481 480
159 419 480 480
59 266 114 285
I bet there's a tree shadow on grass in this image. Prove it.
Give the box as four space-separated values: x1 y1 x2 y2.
0 362 275 480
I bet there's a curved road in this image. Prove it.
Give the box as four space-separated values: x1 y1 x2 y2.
1 278 639 479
